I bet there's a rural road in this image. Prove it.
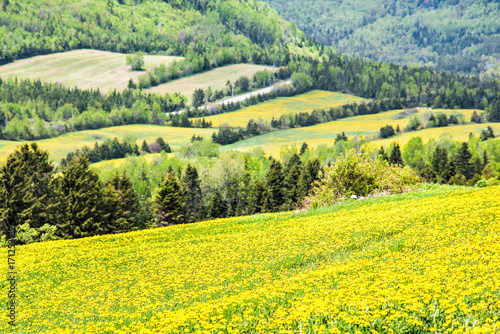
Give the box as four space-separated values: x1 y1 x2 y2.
169 80 292 115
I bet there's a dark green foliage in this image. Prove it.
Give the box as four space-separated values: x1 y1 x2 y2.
488 100 500 122
192 89 205 108
154 172 185 226
0 143 58 238
335 132 348 143
246 180 269 215
266 159 285 212
207 192 226 219
378 146 388 162
455 142 475 179
480 126 496 141
235 76 250 93
104 173 143 232
389 143 404 166
471 111 483 123
380 124 395 138
432 147 448 176
156 137 172 153
141 140 151 153
284 157 303 206
182 164 203 223
300 142 308 155
57 154 105 239
212 127 245 145
61 138 139 167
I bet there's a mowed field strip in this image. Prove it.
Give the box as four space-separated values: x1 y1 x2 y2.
0 125 215 164
0 49 183 93
222 109 489 157
146 64 275 100
201 90 368 127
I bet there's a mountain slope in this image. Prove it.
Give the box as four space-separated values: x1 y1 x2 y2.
0 0 316 65
262 0 500 74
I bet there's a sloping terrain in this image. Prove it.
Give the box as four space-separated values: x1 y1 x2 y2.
2 185 499 333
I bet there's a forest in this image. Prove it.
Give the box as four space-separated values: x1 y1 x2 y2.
263 0 500 75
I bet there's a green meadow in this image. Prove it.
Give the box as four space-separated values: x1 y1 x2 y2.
202 90 368 127
0 49 183 93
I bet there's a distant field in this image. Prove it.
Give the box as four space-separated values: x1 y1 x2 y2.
0 125 214 165
223 109 483 157
202 90 368 128
0 49 183 93
146 64 275 101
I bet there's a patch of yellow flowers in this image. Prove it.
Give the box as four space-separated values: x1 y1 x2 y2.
1 185 499 333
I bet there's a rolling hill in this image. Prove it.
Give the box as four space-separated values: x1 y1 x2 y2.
262 0 500 74
2 185 499 333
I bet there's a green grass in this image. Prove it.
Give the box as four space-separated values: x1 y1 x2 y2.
0 49 183 93
0 125 215 165
145 64 275 101
201 90 368 128
222 108 490 157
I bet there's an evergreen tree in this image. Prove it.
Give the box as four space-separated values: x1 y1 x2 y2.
378 146 388 162
456 142 475 179
182 164 203 223
154 172 185 226
105 172 142 231
207 192 226 219
156 137 171 153
298 158 321 199
299 142 308 155
246 180 268 215
0 143 58 239
389 143 404 166
266 159 285 212
432 146 448 176
488 100 500 122
141 140 151 153
57 154 105 239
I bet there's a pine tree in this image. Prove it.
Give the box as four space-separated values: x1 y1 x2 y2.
0 143 58 239
154 172 185 226
182 164 203 223
389 143 404 166
141 140 151 153
57 154 105 239
266 159 285 212
207 192 226 219
456 142 475 179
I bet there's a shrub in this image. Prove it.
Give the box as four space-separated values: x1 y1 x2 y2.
308 150 420 209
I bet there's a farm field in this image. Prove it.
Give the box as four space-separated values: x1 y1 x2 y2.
0 125 214 165
223 108 482 157
145 64 275 100
1 185 499 333
0 49 183 93
201 90 368 128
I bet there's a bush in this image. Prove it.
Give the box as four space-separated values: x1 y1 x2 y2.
308 150 420 209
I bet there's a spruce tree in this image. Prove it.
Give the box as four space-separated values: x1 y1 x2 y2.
247 180 268 215
141 140 151 153
299 142 308 155
389 143 404 166
488 100 500 122
456 142 475 179
266 159 285 212
298 158 321 198
57 154 105 239
284 159 303 205
182 164 203 223
154 172 185 226
105 172 141 231
0 143 58 239
378 146 388 161
432 146 448 176
156 137 171 153
207 192 226 219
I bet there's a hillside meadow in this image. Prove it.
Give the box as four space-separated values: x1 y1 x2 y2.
0 125 215 165
200 90 368 127
1 185 499 333
222 109 483 157
0 50 183 93
146 64 276 100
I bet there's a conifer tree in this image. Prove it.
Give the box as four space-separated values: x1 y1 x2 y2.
57 154 105 239
106 172 142 231
266 159 285 212
0 143 58 238
246 180 268 215
299 142 308 155
432 146 448 176
389 143 404 166
284 158 303 205
456 142 475 179
298 158 321 199
182 164 203 223
207 192 226 219
141 140 151 153
156 137 171 153
378 146 388 161
154 172 185 226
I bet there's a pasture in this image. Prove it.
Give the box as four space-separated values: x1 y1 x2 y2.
202 90 368 128
145 64 275 100
1 185 499 333
0 49 183 93
0 125 214 165
223 108 483 157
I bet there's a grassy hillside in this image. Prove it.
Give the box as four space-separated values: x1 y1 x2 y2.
262 0 500 74
222 108 482 157
146 64 275 100
0 125 215 164
201 90 368 128
2 185 499 333
0 50 183 93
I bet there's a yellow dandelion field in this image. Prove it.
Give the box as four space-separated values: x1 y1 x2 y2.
1 185 499 333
